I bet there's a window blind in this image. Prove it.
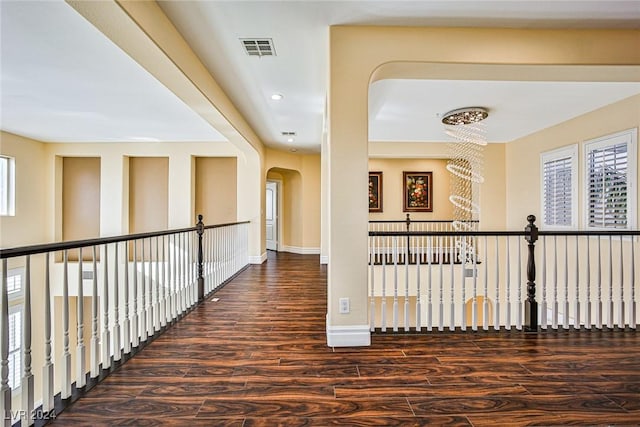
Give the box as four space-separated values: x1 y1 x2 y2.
543 156 573 227
8 310 22 389
587 141 628 228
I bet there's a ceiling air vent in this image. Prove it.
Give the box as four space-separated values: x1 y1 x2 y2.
240 38 276 57
281 131 296 136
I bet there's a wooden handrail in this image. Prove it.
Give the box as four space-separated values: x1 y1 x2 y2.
0 220 250 259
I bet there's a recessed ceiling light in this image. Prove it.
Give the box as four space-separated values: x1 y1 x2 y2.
287 137 294 143
271 93 283 101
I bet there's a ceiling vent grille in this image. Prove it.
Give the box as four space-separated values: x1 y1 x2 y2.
241 38 276 57
281 131 296 136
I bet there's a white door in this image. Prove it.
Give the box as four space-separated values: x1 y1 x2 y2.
266 181 278 251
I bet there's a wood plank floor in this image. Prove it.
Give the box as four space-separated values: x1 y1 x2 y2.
52 252 640 426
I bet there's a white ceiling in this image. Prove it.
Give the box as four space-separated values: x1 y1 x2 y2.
1 1 640 149
159 0 640 151
370 80 640 143
0 1 226 143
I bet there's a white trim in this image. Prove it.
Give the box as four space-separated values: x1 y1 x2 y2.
320 255 328 265
249 252 267 264
280 245 320 255
583 128 637 230
540 144 578 230
326 320 371 347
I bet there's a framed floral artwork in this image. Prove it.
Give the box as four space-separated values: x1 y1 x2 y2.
369 171 383 212
403 171 433 212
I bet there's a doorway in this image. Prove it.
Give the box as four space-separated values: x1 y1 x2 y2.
266 180 278 251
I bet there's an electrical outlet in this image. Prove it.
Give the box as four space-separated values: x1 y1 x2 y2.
339 297 350 314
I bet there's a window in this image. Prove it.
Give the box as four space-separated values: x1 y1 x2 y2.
585 129 637 229
0 155 15 216
8 306 22 390
7 268 23 299
541 145 578 228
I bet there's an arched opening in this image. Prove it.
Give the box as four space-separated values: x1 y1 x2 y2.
266 167 303 253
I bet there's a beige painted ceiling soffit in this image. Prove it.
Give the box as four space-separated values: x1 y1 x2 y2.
66 0 264 156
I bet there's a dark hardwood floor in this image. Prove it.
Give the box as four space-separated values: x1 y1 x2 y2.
52 251 640 426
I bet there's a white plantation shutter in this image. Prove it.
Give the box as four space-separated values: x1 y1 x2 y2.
585 129 637 230
541 145 577 228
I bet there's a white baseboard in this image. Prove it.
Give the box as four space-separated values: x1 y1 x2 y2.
326 318 371 347
320 255 328 264
280 245 320 255
248 252 267 264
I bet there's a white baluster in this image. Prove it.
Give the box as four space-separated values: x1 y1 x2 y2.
381 233 387 333
42 253 54 411
540 236 547 330
439 235 444 331
416 236 422 332
131 241 140 348
123 243 131 355
1 259 11 426
140 239 147 342
607 235 613 329
472 237 478 332
112 243 121 362
76 248 86 387
506 236 511 329
21 256 34 426
160 235 166 327
171 234 177 319
460 237 467 331
427 236 432 331
552 236 558 330
155 237 161 331
574 236 580 329
147 239 154 336
449 236 455 331
585 236 591 329
90 246 100 376
517 238 522 331
62 250 72 398
630 236 636 329
404 234 409 332
101 245 111 369
483 236 489 331
392 236 398 332
596 236 603 329
618 236 625 328
495 236 500 330
179 233 184 314
563 236 569 330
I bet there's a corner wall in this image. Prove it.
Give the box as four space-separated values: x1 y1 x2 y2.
506 94 640 229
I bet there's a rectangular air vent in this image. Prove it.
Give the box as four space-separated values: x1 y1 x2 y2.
281 131 296 136
241 38 276 57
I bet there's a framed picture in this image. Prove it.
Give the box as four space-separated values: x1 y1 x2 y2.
369 171 383 212
403 171 433 212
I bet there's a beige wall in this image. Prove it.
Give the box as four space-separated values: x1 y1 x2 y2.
69 1 266 258
265 149 321 251
0 131 50 247
195 157 237 224
62 157 101 242
368 142 507 230
368 158 453 221
129 157 169 233
506 94 640 229
328 25 640 344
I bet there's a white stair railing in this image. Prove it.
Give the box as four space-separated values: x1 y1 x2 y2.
369 216 639 333
0 218 249 425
